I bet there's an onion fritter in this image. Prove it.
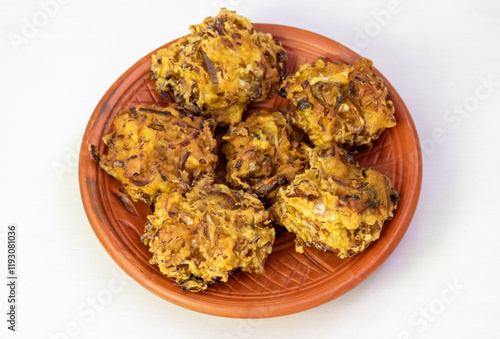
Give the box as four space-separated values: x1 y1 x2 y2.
271 144 399 258
278 58 396 147
90 104 218 204
141 181 275 292
222 111 309 200
150 8 287 125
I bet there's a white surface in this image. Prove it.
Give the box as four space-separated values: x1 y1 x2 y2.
1 0 499 338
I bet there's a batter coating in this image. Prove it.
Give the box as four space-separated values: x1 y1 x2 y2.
141 181 275 292
271 144 398 258
90 104 218 204
222 111 309 201
278 58 396 147
150 8 287 125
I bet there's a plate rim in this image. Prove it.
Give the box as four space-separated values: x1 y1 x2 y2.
78 23 423 318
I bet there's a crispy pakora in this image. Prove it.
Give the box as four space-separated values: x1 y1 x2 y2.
222 111 309 200
150 8 287 125
271 144 399 258
278 57 396 147
90 104 218 204
141 180 275 292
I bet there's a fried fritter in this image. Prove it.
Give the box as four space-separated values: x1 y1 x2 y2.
222 111 309 200
90 104 218 204
271 144 399 258
141 181 275 292
150 8 287 125
278 58 396 147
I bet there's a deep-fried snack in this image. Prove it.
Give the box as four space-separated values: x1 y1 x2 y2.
222 111 309 200
141 181 275 292
278 58 396 147
271 144 398 258
90 104 218 204
150 8 287 125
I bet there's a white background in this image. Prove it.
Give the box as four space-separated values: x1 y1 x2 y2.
1 0 499 338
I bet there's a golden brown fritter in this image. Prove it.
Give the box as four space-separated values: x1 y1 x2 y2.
90 104 218 204
222 111 309 201
141 181 275 292
278 58 396 147
150 8 287 126
271 144 398 258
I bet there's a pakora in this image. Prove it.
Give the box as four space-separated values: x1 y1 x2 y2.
278 58 396 147
222 111 309 200
141 180 275 292
90 104 218 204
150 8 287 125
271 144 399 258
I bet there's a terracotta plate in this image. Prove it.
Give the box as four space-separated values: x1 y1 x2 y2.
79 24 422 318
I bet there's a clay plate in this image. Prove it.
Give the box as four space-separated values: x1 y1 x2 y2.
79 24 422 318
